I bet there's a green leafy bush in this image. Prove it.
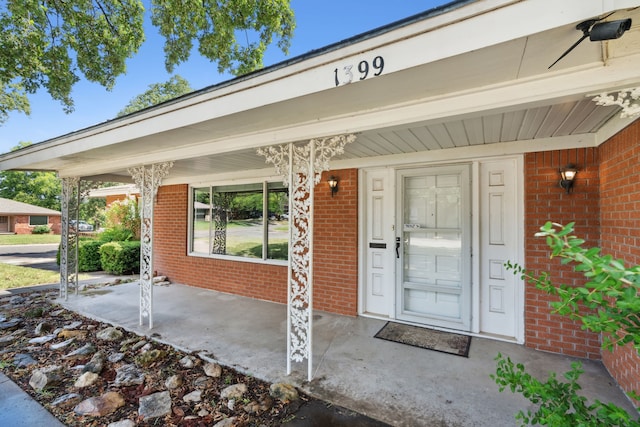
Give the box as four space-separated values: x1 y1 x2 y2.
493 222 640 426
56 239 104 272
98 227 136 243
32 225 51 234
103 197 140 239
78 240 103 272
99 241 140 275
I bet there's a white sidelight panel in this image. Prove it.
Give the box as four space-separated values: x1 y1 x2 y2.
479 159 522 341
362 168 395 317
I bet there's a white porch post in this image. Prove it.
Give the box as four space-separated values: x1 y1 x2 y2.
258 134 355 381
128 162 173 329
60 176 80 300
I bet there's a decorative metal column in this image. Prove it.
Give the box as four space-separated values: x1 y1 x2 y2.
128 162 173 328
258 134 355 381
60 177 80 300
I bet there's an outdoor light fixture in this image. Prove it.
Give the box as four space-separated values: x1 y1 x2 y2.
328 175 339 197
549 16 632 69
559 164 578 194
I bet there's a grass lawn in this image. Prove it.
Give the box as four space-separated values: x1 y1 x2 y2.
0 263 61 290
0 234 61 245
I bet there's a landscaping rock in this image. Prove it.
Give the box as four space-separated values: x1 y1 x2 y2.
221 383 247 400
183 390 202 403
13 353 36 367
179 355 194 368
50 338 75 350
113 364 145 387
83 350 105 374
0 318 22 331
28 334 56 344
138 390 172 420
96 326 123 341
135 348 166 367
108 420 136 427
214 417 238 427
34 321 54 335
165 374 183 390
51 393 82 408
29 365 62 391
204 362 222 378
0 334 17 348
107 352 125 363
270 383 299 403
74 391 125 416
64 343 96 359
58 330 87 340
74 372 99 388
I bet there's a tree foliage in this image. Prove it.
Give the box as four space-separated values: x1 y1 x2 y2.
0 0 145 117
0 143 61 209
0 0 295 122
117 75 193 117
151 0 295 76
493 222 640 426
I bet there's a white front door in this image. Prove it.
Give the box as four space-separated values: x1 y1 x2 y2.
362 168 395 317
396 165 471 331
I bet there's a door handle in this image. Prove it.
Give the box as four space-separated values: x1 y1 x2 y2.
395 237 401 259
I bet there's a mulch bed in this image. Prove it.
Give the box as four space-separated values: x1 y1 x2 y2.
0 289 313 426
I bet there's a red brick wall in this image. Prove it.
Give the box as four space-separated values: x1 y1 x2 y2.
153 168 359 315
524 149 601 359
313 169 359 315
12 215 62 235
599 120 640 402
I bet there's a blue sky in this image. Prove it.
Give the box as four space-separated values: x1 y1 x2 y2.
0 1 450 154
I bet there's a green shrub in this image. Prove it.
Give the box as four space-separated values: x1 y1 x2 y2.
493 222 640 426
98 227 136 243
99 241 140 274
78 240 103 272
32 225 51 234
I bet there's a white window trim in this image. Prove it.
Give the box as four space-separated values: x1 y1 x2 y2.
187 181 289 266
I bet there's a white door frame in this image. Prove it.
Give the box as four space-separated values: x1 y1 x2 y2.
358 156 524 343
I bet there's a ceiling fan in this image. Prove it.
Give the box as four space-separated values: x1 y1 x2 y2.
548 14 632 69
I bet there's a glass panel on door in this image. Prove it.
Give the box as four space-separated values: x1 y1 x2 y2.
398 166 470 330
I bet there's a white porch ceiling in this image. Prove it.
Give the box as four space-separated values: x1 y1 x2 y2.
1 0 639 184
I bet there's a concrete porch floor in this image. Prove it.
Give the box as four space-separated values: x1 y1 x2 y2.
57 281 637 427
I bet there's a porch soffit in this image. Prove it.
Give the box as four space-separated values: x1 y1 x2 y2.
1 2 639 183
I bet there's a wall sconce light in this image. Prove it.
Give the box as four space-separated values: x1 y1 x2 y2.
328 175 339 197
559 164 578 193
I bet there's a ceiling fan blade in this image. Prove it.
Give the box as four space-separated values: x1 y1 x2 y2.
548 33 589 69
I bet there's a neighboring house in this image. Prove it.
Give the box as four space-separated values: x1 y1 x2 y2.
88 184 139 207
0 198 61 234
1 0 639 396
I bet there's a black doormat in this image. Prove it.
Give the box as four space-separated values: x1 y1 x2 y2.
374 322 471 357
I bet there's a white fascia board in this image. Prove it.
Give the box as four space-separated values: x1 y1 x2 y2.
1 0 629 173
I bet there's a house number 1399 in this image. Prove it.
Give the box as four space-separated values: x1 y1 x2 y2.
334 56 385 86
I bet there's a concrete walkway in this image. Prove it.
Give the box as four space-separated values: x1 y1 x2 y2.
54 280 638 427
0 372 65 427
